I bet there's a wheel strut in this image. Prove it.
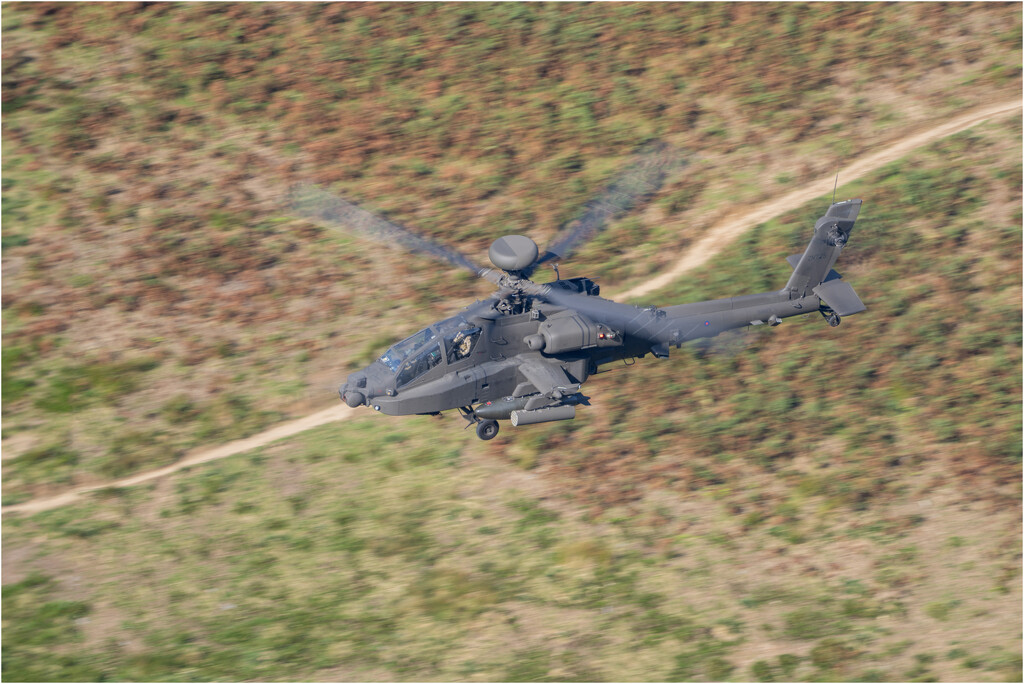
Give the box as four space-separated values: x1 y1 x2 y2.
458 406 478 426
459 406 500 440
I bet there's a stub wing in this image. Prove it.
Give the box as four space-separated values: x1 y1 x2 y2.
519 360 581 402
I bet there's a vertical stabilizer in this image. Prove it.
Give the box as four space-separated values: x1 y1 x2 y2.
785 199 862 297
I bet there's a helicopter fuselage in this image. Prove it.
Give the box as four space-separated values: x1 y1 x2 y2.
339 198 865 438
340 279 824 418
341 278 624 416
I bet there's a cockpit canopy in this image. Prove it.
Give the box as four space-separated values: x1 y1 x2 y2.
379 327 436 372
379 315 482 386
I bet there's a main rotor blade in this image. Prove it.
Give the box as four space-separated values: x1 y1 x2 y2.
289 183 485 275
529 142 686 275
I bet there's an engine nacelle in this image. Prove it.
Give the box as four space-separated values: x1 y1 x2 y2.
537 312 622 354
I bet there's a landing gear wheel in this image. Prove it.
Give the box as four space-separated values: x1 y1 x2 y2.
827 313 841 327
476 419 499 441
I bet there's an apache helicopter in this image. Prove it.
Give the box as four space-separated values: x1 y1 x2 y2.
293 148 865 440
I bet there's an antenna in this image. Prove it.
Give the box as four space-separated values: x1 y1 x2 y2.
831 171 839 206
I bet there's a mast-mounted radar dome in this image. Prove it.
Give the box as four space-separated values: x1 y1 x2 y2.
489 235 539 274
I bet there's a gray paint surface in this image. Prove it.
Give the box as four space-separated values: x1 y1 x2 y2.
340 200 867 436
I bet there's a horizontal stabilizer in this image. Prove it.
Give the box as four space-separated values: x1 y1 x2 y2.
786 254 841 283
813 279 866 316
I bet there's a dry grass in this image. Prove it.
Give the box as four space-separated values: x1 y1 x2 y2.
2 4 1021 682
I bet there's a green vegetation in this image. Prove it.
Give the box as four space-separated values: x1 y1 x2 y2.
2 3 1020 682
1 572 102 681
643 126 1022 496
34 358 160 414
2 2 1021 494
6 440 80 488
7 124 1024 665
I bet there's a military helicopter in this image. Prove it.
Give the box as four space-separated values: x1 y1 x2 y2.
293 148 865 440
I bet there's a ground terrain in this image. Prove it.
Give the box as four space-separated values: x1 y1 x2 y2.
3 2 1021 496
2 3 1021 682
5 98 1019 517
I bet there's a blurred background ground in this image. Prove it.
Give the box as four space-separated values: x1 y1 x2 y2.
2 2 1021 681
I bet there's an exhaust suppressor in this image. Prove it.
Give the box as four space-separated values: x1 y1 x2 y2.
510 404 576 427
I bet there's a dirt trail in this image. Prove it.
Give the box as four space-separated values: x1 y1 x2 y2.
4 405 357 514
5 100 1019 516
619 100 1022 301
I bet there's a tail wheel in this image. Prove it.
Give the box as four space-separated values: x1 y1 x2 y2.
476 419 499 441
820 306 840 327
